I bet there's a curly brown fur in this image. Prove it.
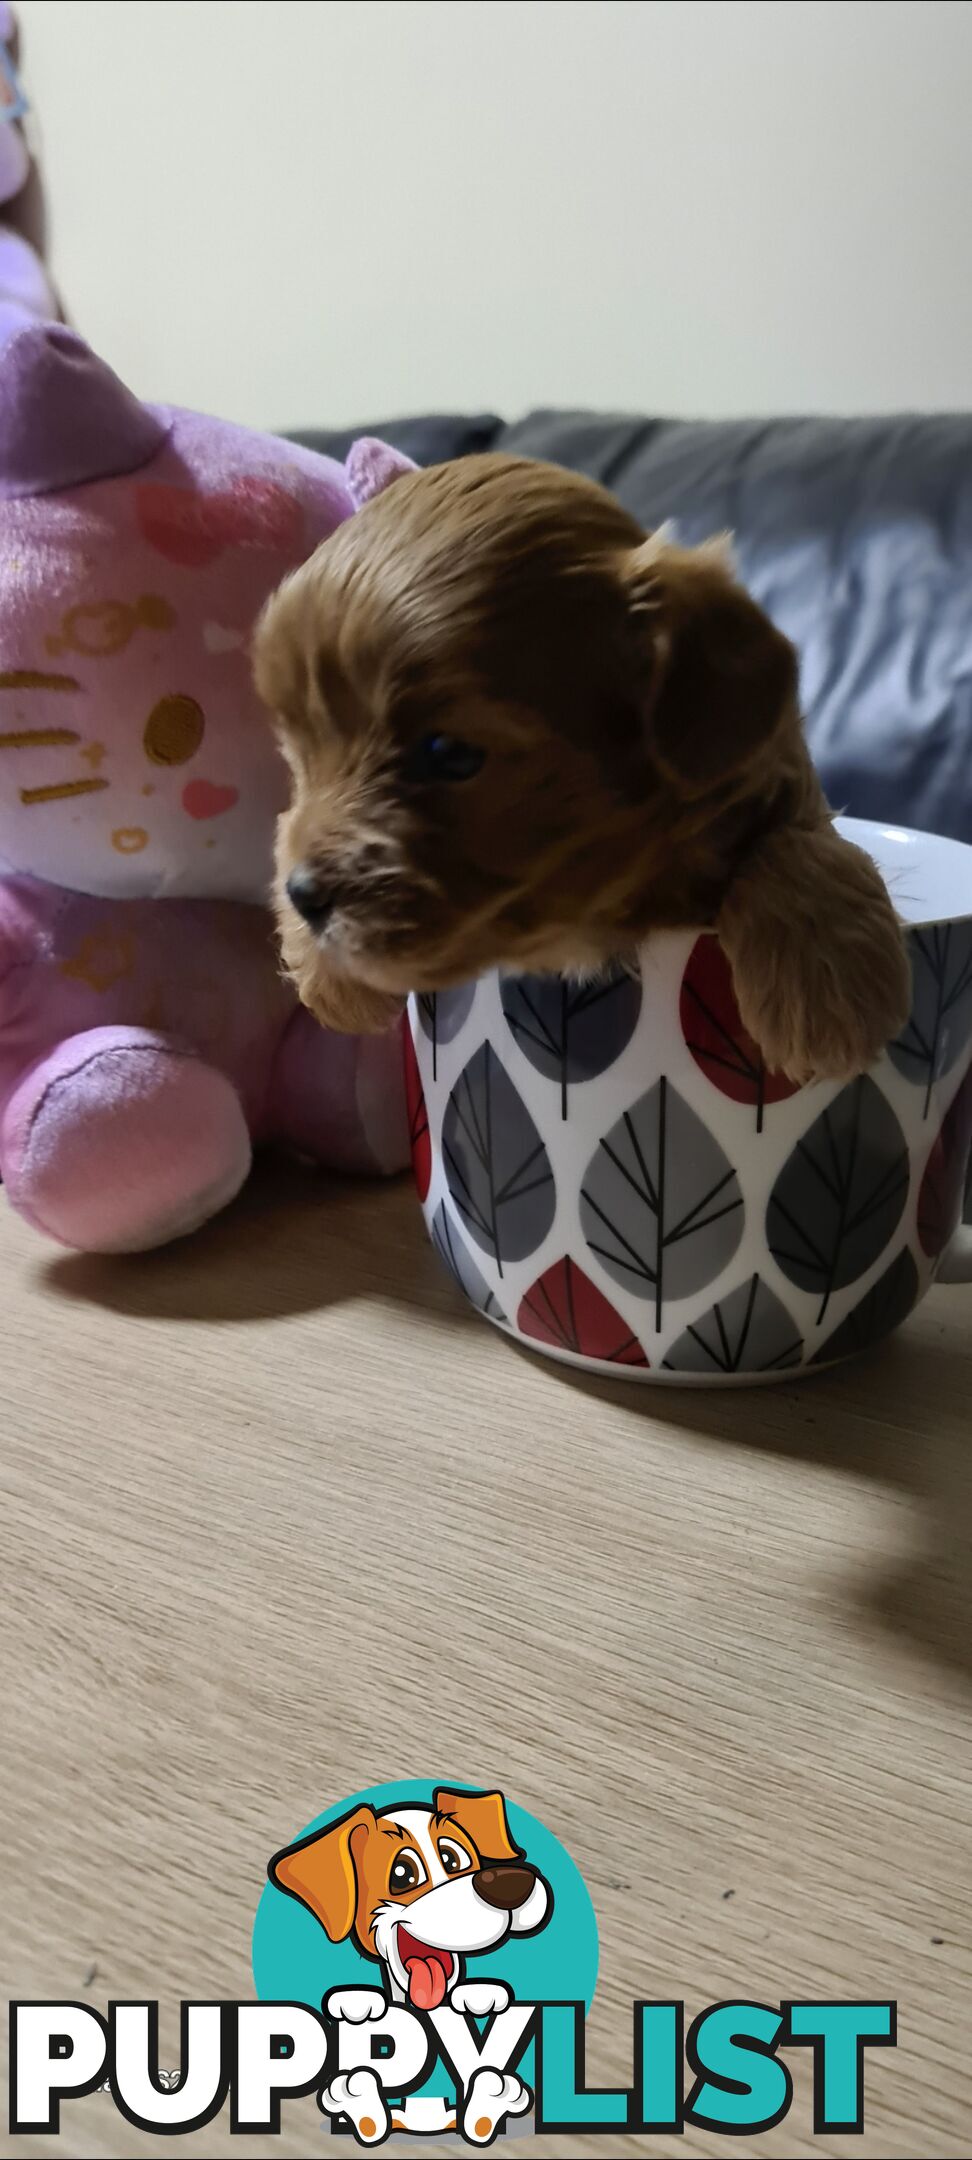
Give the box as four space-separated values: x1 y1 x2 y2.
717 824 911 1082
253 453 909 1080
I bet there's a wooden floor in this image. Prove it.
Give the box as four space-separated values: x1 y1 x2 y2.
2 1160 970 2158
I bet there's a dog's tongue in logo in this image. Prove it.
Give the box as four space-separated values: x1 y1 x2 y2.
399 1926 454 2010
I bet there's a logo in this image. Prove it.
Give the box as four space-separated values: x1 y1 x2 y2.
9 1777 896 2146
253 1778 597 2143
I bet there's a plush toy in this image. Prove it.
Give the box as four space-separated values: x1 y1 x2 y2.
0 320 412 1250
0 1 59 340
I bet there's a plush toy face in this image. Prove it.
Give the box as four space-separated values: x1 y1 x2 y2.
0 328 356 903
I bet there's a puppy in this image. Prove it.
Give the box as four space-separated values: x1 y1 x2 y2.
252 453 909 1082
269 1788 547 2143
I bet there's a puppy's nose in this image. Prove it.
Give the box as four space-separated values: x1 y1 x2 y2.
473 1864 536 1911
286 867 334 929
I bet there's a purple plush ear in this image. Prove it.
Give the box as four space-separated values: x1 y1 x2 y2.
0 322 170 498
344 436 417 511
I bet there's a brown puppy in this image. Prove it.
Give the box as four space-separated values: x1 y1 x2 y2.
253 454 909 1082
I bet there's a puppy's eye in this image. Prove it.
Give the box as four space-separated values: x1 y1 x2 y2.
403 733 486 784
438 1840 471 1876
389 1849 426 1893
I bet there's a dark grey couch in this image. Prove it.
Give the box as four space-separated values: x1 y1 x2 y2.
293 410 972 846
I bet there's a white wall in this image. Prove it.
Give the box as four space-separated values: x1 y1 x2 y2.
18 0 972 430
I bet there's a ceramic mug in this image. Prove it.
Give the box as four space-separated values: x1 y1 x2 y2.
406 819 972 1384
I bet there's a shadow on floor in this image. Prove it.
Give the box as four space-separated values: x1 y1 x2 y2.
524 1308 972 1685
46 1166 972 1683
42 1157 465 1328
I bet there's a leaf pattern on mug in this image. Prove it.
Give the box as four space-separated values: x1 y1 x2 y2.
442 1041 555 1272
680 935 800 1131
580 1077 744 1331
501 965 642 1117
663 1272 804 1376
916 1065 972 1259
766 1075 909 1323
517 1256 648 1365
403 1027 431 1202
431 1200 507 1323
888 920 972 1115
416 983 477 1079
811 1246 920 1365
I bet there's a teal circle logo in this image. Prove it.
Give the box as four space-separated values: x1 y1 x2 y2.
253 1778 598 2014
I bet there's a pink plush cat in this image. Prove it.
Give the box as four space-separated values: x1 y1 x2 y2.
0 323 411 1250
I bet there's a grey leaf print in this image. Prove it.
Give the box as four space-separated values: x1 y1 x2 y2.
767 1075 909 1323
888 920 972 1115
663 1273 804 1375
579 1076 744 1332
442 1040 556 1272
811 1246 920 1365
501 964 642 1117
417 984 477 1078
431 1201 507 1322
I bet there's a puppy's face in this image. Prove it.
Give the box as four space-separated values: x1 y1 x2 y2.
253 455 801 1034
269 1789 550 2009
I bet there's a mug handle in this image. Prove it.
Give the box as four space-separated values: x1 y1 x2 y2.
937 1223 972 1284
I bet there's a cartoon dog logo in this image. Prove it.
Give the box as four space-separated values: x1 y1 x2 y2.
268 1786 552 2142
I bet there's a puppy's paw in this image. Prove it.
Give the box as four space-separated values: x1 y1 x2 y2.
462 2067 531 2144
719 823 910 1084
732 932 908 1084
325 1986 388 2024
320 2069 388 2144
450 1980 511 2017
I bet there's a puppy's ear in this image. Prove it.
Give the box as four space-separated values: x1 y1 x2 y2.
433 1788 521 1863
252 579 308 737
268 1804 376 1942
626 539 797 796
345 437 418 511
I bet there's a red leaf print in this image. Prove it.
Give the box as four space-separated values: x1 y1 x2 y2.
917 1065 972 1257
517 1256 648 1365
136 476 304 567
680 934 799 1131
403 1027 431 1201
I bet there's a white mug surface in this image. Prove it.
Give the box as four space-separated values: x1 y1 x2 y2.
407 820 972 1384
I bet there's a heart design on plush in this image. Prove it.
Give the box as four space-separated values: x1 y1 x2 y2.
136 477 305 567
182 778 239 820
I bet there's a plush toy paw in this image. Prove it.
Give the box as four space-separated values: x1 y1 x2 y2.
1 1026 252 1251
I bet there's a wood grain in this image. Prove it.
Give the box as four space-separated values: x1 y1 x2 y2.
2 1162 970 2157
